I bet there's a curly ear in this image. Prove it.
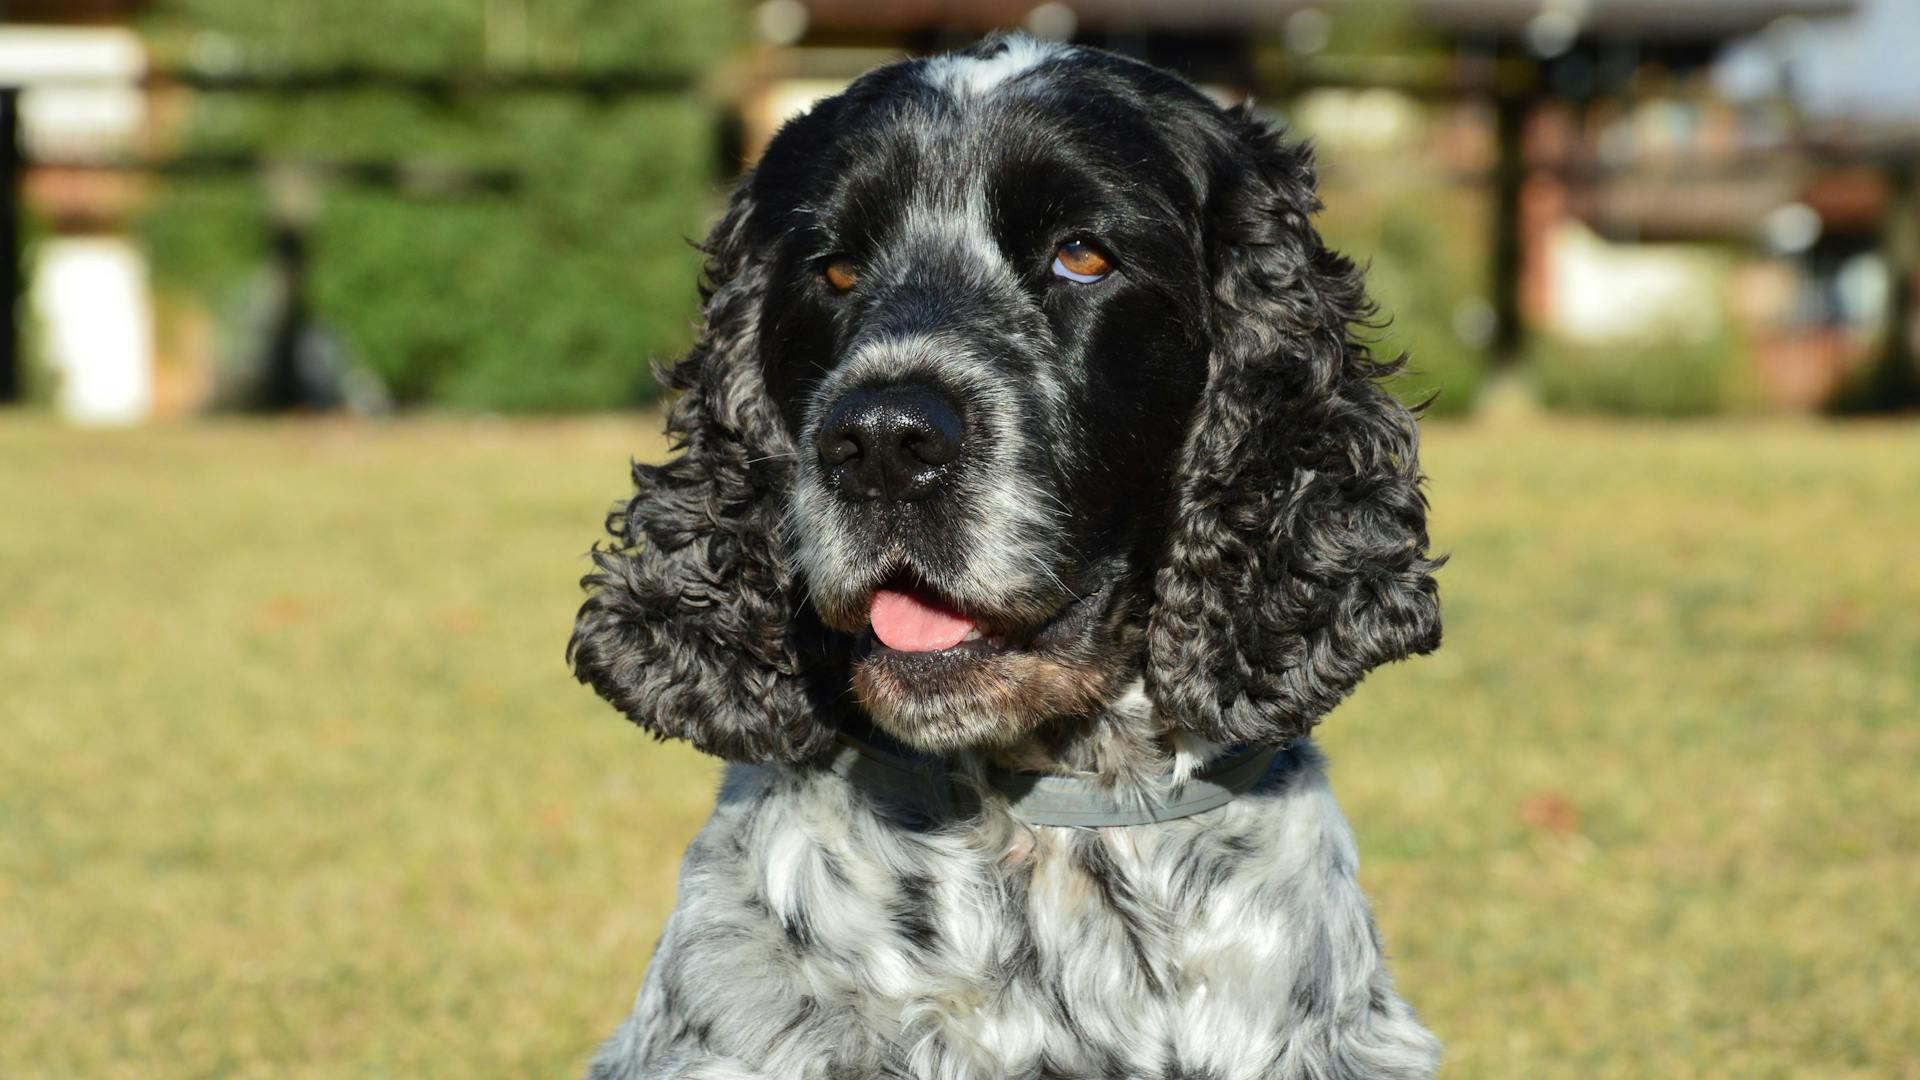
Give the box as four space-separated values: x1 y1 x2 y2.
1146 107 1443 747
567 185 832 763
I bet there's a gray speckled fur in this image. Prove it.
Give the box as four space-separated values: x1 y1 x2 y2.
587 740 1436 1080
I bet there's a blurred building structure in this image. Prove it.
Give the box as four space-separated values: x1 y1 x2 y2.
740 0 1920 412
4 0 1918 417
1 0 162 423
2 0 706 420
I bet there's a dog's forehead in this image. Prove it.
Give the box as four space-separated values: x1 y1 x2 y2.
751 39 1212 257
897 42 1154 165
836 46 1168 213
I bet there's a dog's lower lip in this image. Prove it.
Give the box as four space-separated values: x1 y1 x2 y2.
857 630 1004 660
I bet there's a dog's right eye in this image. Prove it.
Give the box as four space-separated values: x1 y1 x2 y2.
823 260 859 293
1051 240 1113 284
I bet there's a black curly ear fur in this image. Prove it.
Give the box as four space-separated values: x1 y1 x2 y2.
1146 107 1443 747
568 186 833 763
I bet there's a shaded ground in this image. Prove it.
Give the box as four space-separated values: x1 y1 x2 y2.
2 415 1915 1078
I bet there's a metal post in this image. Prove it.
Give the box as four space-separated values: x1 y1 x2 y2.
1855 158 1920 411
1 86 22 405
1489 88 1527 371
258 166 318 411
259 216 311 411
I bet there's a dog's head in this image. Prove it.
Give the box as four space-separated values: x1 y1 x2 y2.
570 36 1440 762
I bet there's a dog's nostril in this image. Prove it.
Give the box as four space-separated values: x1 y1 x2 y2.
902 408 962 468
816 387 967 501
819 435 861 468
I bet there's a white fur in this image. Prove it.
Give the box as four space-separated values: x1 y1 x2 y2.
586 744 1440 1079
921 37 1063 98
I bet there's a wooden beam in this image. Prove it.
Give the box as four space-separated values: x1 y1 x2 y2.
1 88 21 405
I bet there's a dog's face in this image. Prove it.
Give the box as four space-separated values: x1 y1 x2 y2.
748 40 1216 748
571 37 1442 764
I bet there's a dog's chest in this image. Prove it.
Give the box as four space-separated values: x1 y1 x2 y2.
624 759 1427 1078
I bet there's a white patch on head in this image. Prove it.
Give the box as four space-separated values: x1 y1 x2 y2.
922 35 1064 98
900 199 1005 278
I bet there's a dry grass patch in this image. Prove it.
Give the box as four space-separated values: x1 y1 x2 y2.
2 415 1914 1077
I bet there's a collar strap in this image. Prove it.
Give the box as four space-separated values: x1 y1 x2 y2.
822 731 1285 828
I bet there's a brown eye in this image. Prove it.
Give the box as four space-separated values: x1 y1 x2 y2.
1051 240 1112 283
823 260 858 292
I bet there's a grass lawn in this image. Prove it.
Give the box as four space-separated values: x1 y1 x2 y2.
3 414 1916 1078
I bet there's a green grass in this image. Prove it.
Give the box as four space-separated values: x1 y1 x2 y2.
3 415 1916 1078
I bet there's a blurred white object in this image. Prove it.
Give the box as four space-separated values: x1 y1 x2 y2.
1284 8 1332 56
1293 89 1422 152
34 237 154 426
1836 252 1890 327
1548 220 1725 343
1451 296 1498 349
0 27 145 161
1024 3 1078 43
1763 202 1823 255
761 77 849 130
1525 4 1586 60
754 0 810 47
1717 0 1920 123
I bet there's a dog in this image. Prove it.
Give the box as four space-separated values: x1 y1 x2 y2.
569 34 1443 1080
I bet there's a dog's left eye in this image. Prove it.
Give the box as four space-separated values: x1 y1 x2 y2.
823 260 859 293
1051 240 1113 284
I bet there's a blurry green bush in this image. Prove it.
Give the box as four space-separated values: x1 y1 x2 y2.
16 205 58 407
1317 195 1491 417
140 0 737 411
1531 324 1752 417
1276 0 1490 417
1360 205 1491 416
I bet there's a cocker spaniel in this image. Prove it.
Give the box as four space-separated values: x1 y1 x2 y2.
570 34 1443 1080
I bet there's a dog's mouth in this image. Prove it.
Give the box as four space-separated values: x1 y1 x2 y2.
851 570 1104 664
866 577 1005 654
834 566 1126 749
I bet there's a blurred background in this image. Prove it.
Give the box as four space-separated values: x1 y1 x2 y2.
7 0 1920 418
2 1 1915 1077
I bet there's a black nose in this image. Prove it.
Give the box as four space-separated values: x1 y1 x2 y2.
815 388 966 502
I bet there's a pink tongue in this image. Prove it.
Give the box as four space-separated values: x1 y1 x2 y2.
870 588 976 652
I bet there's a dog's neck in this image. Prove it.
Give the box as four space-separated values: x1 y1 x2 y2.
840 676 1232 786
829 680 1276 829
980 679 1233 787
